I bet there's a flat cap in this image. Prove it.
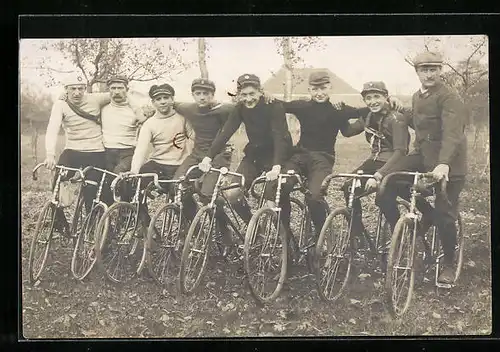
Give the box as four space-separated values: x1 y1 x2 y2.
361 81 389 96
64 73 86 87
237 74 261 89
191 78 216 92
308 70 331 85
149 83 175 98
413 51 444 67
106 75 129 86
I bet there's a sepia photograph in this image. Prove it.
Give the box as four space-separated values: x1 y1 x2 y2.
19 35 491 338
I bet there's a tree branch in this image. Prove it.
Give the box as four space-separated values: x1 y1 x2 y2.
73 43 89 84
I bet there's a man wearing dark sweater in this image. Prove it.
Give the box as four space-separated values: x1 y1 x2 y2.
199 74 293 225
376 52 467 284
172 78 234 245
341 81 410 239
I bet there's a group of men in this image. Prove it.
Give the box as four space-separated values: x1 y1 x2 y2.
43 50 467 285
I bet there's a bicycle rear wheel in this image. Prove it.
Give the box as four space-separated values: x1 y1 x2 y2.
385 216 417 318
244 207 288 305
28 201 57 284
95 202 146 284
71 203 108 281
178 205 215 294
314 207 353 303
146 203 184 288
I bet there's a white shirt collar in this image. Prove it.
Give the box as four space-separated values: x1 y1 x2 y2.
420 86 428 94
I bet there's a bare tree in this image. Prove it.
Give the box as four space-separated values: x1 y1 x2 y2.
26 38 195 92
197 38 209 79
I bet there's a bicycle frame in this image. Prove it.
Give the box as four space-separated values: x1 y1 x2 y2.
379 171 452 288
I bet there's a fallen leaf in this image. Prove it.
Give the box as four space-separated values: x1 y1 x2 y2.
206 321 215 326
222 327 230 334
184 315 192 321
349 318 356 325
432 312 442 319
99 320 105 326
349 299 361 305
69 314 76 319
44 298 51 307
34 280 41 287
278 310 287 319
137 316 144 320
81 330 97 337
160 314 169 322
90 301 98 307
467 260 476 268
232 292 239 298
358 273 371 279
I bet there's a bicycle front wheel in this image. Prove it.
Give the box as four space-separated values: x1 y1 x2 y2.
146 203 184 288
314 207 353 303
453 213 465 282
71 203 108 281
28 201 57 284
95 202 146 284
385 216 417 318
244 207 288 305
178 205 215 294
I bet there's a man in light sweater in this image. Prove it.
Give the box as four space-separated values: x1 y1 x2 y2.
44 73 110 234
101 76 150 174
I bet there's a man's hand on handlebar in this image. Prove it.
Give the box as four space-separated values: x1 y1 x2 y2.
431 164 450 182
365 178 378 192
265 165 281 181
198 157 212 173
43 155 56 171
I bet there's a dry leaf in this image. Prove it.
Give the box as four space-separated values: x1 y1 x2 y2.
349 318 357 324
81 330 97 337
222 327 230 334
137 316 144 320
432 312 442 319
273 323 286 332
160 314 169 322
206 321 215 326
358 273 371 279
350 299 361 305
99 319 105 326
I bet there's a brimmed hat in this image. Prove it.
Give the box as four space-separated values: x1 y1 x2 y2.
63 73 86 87
149 83 175 98
191 78 216 92
413 52 444 67
236 74 261 90
106 75 129 86
361 81 389 96
309 71 331 85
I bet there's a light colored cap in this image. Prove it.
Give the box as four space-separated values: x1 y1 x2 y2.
64 73 86 87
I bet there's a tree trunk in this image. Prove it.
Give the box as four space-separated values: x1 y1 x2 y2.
30 120 38 164
282 38 293 102
198 38 209 79
473 125 481 151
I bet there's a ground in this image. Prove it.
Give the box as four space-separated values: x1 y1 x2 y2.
20 130 491 338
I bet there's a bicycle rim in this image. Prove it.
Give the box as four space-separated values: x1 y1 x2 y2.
453 213 465 282
28 201 56 284
96 202 144 284
315 207 353 303
385 216 416 318
179 205 214 294
244 207 287 304
146 203 182 288
71 203 107 281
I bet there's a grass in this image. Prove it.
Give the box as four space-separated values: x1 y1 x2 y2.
20 128 491 338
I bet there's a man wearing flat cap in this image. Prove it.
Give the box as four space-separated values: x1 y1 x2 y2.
171 78 237 250
376 51 468 284
263 71 403 245
339 81 410 242
43 73 112 234
199 73 294 227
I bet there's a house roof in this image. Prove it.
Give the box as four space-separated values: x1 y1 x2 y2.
262 66 360 95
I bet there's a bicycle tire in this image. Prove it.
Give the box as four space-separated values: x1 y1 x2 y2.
314 207 353 303
178 205 215 294
71 203 108 281
244 207 288 305
385 215 417 318
146 203 184 288
69 186 87 247
95 202 146 284
28 201 57 284
453 213 464 282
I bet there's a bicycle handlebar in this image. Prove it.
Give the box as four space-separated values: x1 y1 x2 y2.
320 172 377 194
32 163 86 181
110 172 159 194
378 171 449 205
208 167 245 189
249 170 303 199
153 165 200 191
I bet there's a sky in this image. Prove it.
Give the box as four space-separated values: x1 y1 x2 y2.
19 35 488 104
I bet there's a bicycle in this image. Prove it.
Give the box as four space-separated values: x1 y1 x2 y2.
94 172 160 284
378 171 464 318
315 170 410 303
70 167 119 281
28 163 90 284
178 166 246 295
144 165 200 289
244 170 315 304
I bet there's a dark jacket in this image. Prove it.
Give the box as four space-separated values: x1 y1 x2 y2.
207 97 293 166
409 82 468 177
343 107 410 176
